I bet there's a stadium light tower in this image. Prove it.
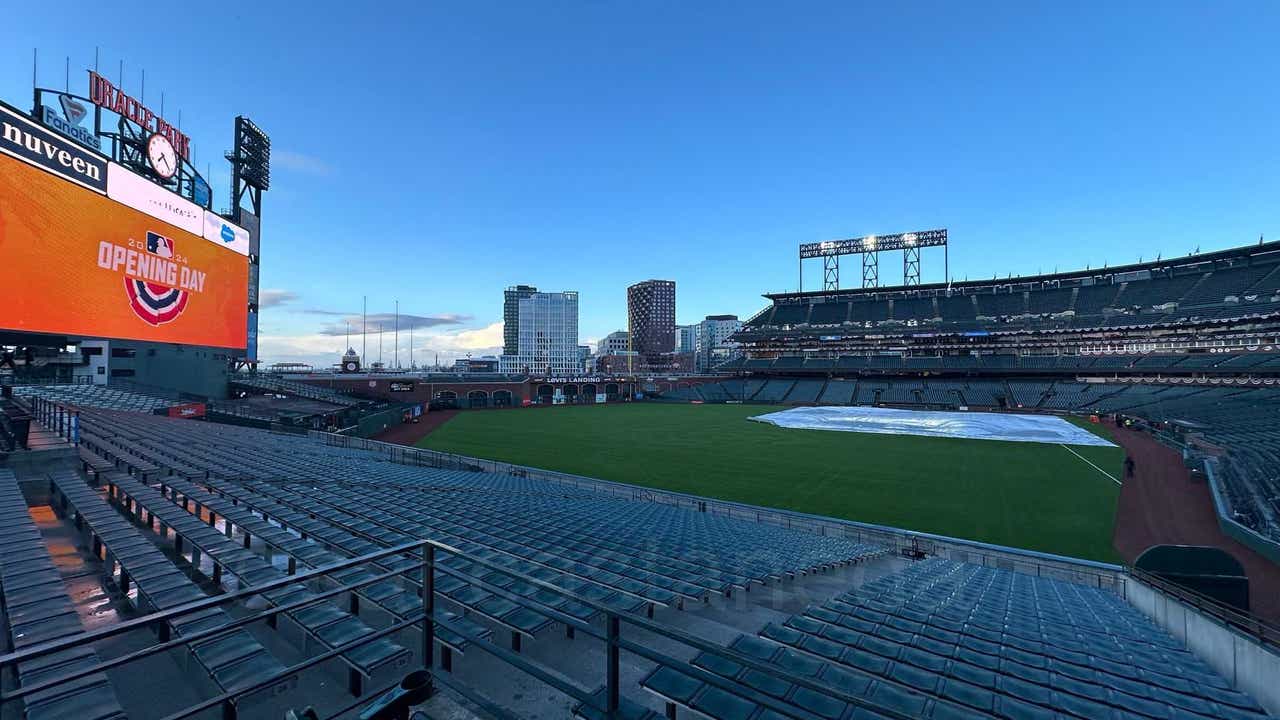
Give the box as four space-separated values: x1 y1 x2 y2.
799 229 947 291
227 116 270 222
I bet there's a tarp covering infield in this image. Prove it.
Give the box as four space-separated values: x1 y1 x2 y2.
749 406 1116 447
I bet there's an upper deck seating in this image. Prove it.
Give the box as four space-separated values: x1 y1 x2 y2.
1074 283 1121 314
1180 264 1280 307
771 304 809 326
1026 287 1074 314
937 295 977 321
808 301 849 325
1116 274 1202 309
849 299 890 323
975 291 1026 317
891 297 936 321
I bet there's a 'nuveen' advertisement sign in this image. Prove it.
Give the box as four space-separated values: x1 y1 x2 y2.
0 103 107 194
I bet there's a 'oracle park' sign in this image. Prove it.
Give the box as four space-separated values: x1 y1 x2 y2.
88 71 191 160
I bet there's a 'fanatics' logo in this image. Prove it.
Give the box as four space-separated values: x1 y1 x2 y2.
96 232 208 327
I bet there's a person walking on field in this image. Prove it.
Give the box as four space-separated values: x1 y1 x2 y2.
1125 455 1135 478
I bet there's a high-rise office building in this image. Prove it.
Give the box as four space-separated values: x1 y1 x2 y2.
626 280 675 367
675 324 697 354
694 314 742 372
503 285 538 356
597 330 630 356
499 290 580 375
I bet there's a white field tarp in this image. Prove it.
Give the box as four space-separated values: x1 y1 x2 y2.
749 406 1115 447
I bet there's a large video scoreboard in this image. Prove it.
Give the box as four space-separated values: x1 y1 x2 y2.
0 103 249 349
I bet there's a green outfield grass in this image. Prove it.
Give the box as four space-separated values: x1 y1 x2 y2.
418 403 1124 562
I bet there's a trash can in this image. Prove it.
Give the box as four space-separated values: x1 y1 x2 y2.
1 406 31 450
8 414 31 449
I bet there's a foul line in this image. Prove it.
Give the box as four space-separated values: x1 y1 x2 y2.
1060 444 1121 486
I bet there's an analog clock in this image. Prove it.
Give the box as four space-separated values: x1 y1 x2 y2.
147 134 178 180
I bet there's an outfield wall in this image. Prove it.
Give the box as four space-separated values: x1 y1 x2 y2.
1205 460 1280 565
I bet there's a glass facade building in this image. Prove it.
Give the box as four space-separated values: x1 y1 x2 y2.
499 290 580 375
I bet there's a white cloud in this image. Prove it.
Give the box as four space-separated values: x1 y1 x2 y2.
258 289 299 308
257 321 505 369
274 150 334 177
447 322 503 351
315 312 469 336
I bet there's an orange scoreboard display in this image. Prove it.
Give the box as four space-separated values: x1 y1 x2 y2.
0 134 249 349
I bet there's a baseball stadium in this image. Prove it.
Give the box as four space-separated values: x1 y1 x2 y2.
4 28 1280 720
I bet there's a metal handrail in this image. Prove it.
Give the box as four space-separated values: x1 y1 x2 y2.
25 404 1279 719
161 614 423 720
1130 566 1280 648
184 475 921 718
0 540 429 698
4 481 928 720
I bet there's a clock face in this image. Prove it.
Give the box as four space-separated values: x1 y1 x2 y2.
147 134 178 179
345 362 357 371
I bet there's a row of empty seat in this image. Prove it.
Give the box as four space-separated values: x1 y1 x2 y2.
12 384 173 413
0 468 126 720
103 471 412 693
12 383 1278 718
229 374 358 406
631 559 1269 720
46 469 298 711
50 406 887 669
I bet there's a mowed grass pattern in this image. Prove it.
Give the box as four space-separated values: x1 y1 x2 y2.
419 403 1123 562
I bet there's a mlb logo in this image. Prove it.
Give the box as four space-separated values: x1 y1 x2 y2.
146 232 174 258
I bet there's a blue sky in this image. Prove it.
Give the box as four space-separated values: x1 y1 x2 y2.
3 2 1278 367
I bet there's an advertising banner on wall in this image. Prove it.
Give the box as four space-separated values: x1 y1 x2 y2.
40 94 101 151
390 381 415 392
0 152 249 348
106 162 204 236
166 402 207 418
202 211 250 256
0 104 107 193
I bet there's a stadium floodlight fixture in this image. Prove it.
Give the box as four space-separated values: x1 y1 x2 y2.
799 229 947 259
